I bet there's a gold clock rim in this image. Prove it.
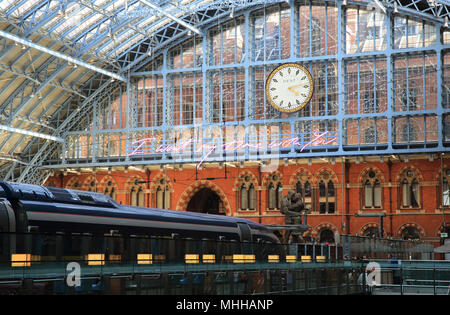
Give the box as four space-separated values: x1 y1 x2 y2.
265 63 314 113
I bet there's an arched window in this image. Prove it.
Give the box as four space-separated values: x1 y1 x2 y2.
87 180 96 192
154 178 171 209
268 183 276 210
237 175 257 211
401 226 421 241
440 169 450 207
400 169 420 208
104 180 116 201
317 172 336 214
295 179 312 212
362 226 379 238
267 174 282 210
130 187 137 206
362 170 382 209
318 228 335 243
240 184 248 210
248 184 256 210
129 181 146 207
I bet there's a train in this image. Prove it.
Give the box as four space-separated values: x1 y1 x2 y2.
0 181 281 263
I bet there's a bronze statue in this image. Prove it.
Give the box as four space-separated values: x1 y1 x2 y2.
280 190 304 224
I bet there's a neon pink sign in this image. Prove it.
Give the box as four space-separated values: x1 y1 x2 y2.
128 131 338 169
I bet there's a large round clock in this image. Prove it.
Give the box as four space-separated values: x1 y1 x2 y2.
266 63 314 113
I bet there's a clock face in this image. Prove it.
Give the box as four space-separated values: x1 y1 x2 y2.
266 63 314 113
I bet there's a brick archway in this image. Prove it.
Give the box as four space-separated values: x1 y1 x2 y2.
312 222 338 238
176 180 231 216
397 222 426 239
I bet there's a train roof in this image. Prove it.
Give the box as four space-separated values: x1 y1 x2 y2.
0 181 116 208
0 181 266 230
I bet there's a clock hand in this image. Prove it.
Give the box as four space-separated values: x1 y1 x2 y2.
287 85 300 96
288 84 306 96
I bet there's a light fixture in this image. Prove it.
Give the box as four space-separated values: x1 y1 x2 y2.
355 156 360 164
342 0 347 6
379 155 384 163
394 2 398 14
404 155 409 163
429 154 434 162
230 8 234 18
330 157 336 165
308 158 312 166
445 17 449 28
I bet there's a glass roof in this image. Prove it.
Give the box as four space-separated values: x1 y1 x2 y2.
0 0 448 179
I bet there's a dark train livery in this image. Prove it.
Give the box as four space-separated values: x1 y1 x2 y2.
0 181 279 244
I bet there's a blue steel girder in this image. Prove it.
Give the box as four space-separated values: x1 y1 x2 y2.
0 55 67 121
0 64 109 157
116 0 450 70
0 88 70 155
13 90 86 160
4 0 120 67
0 58 62 117
16 76 120 183
16 69 116 158
0 36 122 128
116 3 234 72
2 3 88 60
0 31 92 119
17 0 150 68
7 0 450 183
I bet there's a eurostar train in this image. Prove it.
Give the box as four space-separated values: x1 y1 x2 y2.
0 181 281 263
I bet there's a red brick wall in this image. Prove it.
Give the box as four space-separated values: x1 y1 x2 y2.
46 157 449 245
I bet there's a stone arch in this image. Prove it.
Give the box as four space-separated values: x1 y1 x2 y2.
395 165 424 182
312 222 338 238
124 174 145 191
176 180 231 216
315 166 339 184
358 166 386 184
65 176 81 189
149 172 174 193
397 222 426 239
98 175 118 199
233 170 259 191
81 175 99 191
359 223 385 237
99 175 118 189
289 167 314 186
261 169 284 187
